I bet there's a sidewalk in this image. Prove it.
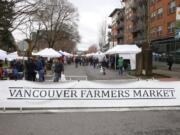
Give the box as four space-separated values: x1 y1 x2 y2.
153 62 180 79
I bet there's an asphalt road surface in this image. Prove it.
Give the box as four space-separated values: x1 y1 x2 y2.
0 110 180 135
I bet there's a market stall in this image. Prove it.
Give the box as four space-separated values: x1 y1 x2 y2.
33 48 62 58
105 44 141 70
0 49 7 61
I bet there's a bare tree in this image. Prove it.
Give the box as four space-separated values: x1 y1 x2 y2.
5 0 40 32
98 19 107 51
35 0 79 49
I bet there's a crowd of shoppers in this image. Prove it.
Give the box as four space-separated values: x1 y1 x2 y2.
0 56 66 82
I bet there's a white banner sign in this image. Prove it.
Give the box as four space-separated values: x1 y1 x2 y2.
0 80 179 108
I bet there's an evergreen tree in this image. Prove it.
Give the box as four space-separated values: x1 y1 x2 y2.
0 0 16 51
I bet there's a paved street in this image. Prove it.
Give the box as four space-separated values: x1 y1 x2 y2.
45 62 180 81
0 110 180 135
64 64 136 80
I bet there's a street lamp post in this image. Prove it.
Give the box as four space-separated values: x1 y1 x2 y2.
17 40 29 79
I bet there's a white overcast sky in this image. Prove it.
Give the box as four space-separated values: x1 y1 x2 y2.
69 0 121 51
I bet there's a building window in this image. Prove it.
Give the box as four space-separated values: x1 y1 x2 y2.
150 0 155 5
157 8 163 18
157 26 163 36
167 22 175 33
151 10 157 20
168 0 176 14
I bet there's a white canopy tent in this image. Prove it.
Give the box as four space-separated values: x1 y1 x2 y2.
6 52 25 61
59 50 64 56
105 45 142 70
0 50 7 61
63 51 73 57
93 51 106 62
105 44 141 55
59 50 73 57
0 49 7 54
33 48 62 58
85 53 95 57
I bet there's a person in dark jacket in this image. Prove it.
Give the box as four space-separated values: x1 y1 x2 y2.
25 58 36 81
101 58 107 75
53 59 64 82
35 57 44 82
75 57 79 68
15 60 24 79
167 55 174 71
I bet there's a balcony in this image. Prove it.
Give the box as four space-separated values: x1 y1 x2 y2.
132 22 145 33
108 31 112 37
137 7 146 18
116 32 124 39
118 13 124 20
116 23 124 30
134 34 145 41
137 0 145 5
130 1 137 11
130 16 138 22
108 25 112 29
168 7 176 14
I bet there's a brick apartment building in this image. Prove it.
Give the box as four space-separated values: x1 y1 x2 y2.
109 8 120 48
150 0 180 54
115 8 125 44
122 0 134 44
122 0 147 46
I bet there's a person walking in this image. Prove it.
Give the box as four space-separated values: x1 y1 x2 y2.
117 57 124 75
167 55 174 71
15 60 24 79
35 57 44 82
101 58 107 75
53 59 64 82
25 58 36 81
75 57 79 68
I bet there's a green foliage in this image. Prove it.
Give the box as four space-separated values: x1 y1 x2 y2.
0 0 15 30
0 30 16 51
0 0 16 51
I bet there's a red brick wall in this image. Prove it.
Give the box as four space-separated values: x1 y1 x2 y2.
149 0 179 41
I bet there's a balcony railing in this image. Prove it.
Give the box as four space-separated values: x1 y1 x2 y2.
134 34 145 41
137 0 145 5
116 23 124 29
116 32 124 39
130 16 138 22
118 13 124 20
130 1 137 11
131 22 145 33
168 7 176 14
108 25 112 29
137 7 146 18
